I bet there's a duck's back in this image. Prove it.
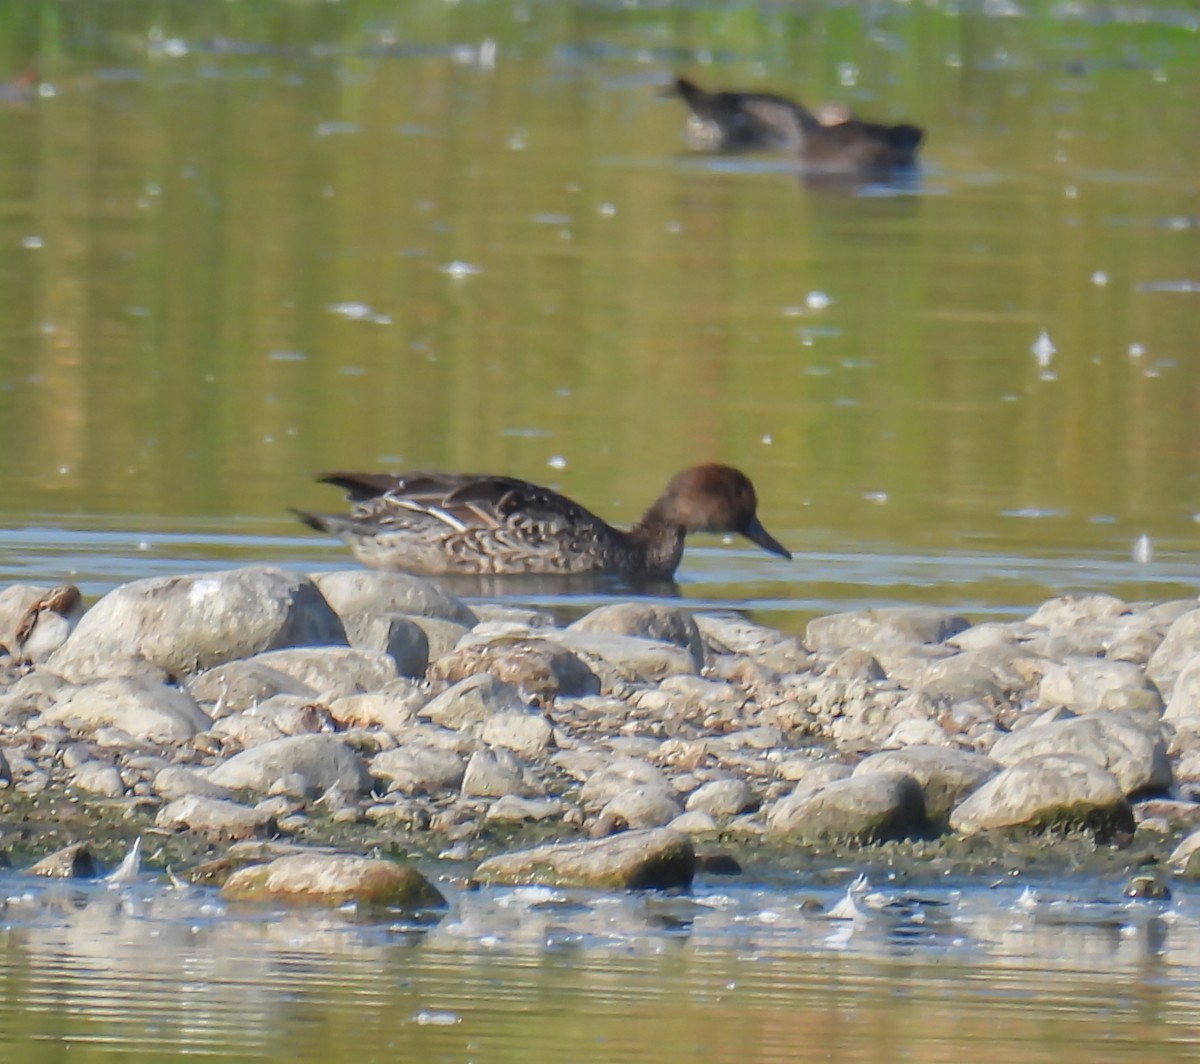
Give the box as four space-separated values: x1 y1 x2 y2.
799 117 924 172
317 471 631 574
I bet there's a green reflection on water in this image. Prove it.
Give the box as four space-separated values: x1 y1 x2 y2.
0 1 1195 580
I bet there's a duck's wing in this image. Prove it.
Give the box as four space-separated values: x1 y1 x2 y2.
318 471 612 538
670 78 803 147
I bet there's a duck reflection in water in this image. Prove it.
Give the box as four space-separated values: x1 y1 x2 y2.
294 464 791 592
666 76 923 177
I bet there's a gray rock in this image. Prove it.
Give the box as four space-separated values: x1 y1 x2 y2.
485 795 566 822
156 795 275 839
949 754 1133 835
69 761 126 798
221 852 446 909
852 745 999 825
1168 828 1200 876
473 828 694 890
806 607 971 652
339 614 428 677
312 568 476 626
24 843 99 878
481 709 554 757
775 757 853 786
667 810 719 835
570 603 705 669
371 745 466 794
188 661 316 714
207 734 372 795
46 567 346 682
0 672 68 725
1027 594 1129 629
0 747 10 786
44 678 211 743
1164 655 1200 721
154 765 236 802
461 748 542 798
327 683 426 733
545 629 698 689
767 773 927 843
694 613 812 672
209 712 285 749
595 784 682 832
243 695 334 737
825 648 886 682
580 758 671 811
430 637 598 700
1147 608 1200 699
421 673 526 730
1036 657 1163 717
988 713 1171 795
402 616 471 661
245 647 398 700
685 778 757 817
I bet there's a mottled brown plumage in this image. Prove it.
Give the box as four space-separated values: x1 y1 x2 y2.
294 464 791 579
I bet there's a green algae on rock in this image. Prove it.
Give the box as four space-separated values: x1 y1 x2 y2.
220 853 446 910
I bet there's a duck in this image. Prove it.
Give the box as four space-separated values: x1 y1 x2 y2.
293 463 791 579
668 76 923 173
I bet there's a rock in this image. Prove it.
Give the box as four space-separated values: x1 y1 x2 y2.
221 852 446 909
154 766 236 802
948 754 1133 836
43 678 211 743
339 614 428 677
595 784 682 832
473 828 694 890
1169 829 1200 877
988 712 1171 796
685 778 757 817
188 661 316 713
1036 657 1163 717
767 773 927 843
1027 594 1129 628
0 747 10 786
46 567 346 682
461 749 542 798
244 647 398 700
402 617 470 661
421 673 526 730
312 569 476 626
1147 608 1200 699
327 683 426 733
570 604 705 669
485 796 566 822
69 762 126 798
156 795 276 839
24 843 99 878
1164 656 1200 721
694 613 812 672
825 648 886 682
243 695 334 736
668 810 719 835
207 734 372 795
580 758 671 811
775 757 853 786
481 709 554 757
806 607 971 652
430 637 598 700
852 746 999 825
371 745 466 795
546 629 698 690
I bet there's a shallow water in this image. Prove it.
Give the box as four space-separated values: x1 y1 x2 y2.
0 0 1196 629
3 870 1200 1062
1 0 1199 1056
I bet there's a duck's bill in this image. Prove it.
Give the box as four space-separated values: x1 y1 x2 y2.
744 517 792 560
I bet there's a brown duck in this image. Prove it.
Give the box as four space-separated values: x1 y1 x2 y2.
668 76 923 173
294 464 791 579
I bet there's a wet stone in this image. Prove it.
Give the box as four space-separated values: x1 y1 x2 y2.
684 778 757 817
767 773 928 843
594 784 682 834
852 745 1000 826
156 795 276 840
220 852 447 910
24 842 99 878
472 828 695 890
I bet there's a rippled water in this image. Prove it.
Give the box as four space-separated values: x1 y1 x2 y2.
0 0 1197 629
3 871 1200 1062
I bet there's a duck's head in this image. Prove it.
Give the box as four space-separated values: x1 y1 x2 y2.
658 464 792 560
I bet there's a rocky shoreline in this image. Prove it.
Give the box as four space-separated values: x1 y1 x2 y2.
2 565 1200 908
